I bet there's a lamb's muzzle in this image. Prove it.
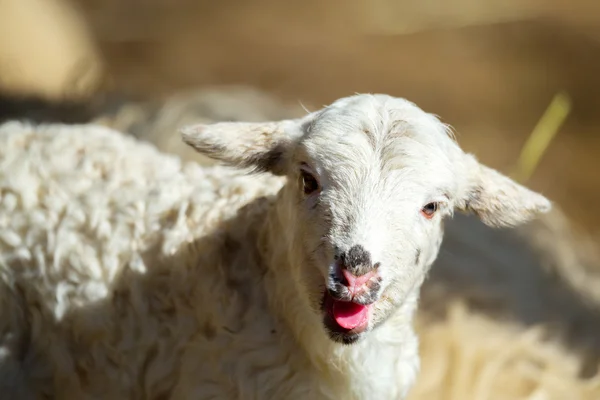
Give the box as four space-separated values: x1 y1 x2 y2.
323 247 383 340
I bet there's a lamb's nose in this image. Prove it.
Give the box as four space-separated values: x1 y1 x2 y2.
341 268 379 295
337 244 380 295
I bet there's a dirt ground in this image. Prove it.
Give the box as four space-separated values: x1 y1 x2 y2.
106 18 600 239
3 0 598 239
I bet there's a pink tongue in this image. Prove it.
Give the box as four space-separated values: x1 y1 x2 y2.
332 301 369 330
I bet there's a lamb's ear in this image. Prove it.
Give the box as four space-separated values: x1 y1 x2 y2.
456 155 552 227
180 119 303 175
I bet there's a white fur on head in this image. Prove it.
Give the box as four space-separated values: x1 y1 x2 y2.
181 94 551 228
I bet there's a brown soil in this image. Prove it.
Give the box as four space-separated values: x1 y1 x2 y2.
73 3 600 240
2 1 599 238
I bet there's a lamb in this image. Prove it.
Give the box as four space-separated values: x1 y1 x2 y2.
0 93 551 399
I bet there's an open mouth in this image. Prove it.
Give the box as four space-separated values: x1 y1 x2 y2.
321 291 374 344
320 266 382 344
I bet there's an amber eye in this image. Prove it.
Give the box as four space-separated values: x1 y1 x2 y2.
300 169 319 195
421 202 439 219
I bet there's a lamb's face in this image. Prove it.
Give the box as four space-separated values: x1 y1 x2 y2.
181 93 551 345
286 96 462 343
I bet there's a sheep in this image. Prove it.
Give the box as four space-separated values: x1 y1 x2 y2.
0 93 551 399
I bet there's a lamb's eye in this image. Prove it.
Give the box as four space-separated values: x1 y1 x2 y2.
300 170 319 195
421 202 439 219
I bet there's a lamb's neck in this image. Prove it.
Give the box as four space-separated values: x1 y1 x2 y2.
258 195 421 378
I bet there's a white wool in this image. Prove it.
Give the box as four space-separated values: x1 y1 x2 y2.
0 94 551 399
0 121 288 398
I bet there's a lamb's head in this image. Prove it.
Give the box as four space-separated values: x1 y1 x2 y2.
181 94 551 345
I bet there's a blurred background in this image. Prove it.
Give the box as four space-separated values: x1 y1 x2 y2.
1 0 599 242
1 1 600 398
